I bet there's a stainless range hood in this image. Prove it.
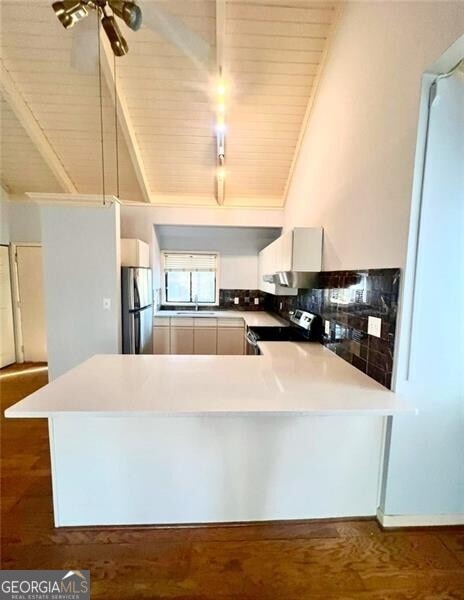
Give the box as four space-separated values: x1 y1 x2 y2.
272 271 319 289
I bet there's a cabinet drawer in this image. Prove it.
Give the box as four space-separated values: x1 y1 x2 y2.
193 317 217 327
153 316 170 327
171 317 194 327
217 317 244 328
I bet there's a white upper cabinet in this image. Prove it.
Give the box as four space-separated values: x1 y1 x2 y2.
291 228 323 272
258 227 323 294
121 239 150 268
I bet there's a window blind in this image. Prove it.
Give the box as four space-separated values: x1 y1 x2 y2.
163 253 217 272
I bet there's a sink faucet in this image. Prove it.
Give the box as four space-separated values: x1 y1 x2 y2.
194 294 199 311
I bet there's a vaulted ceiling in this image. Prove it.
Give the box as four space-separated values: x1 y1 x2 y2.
0 0 340 207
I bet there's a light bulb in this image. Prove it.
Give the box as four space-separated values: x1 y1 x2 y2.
215 121 226 134
217 82 225 96
217 102 225 114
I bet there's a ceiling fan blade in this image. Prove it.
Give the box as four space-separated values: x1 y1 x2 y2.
70 15 99 74
139 1 212 69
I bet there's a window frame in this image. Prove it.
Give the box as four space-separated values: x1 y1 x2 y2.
161 251 220 307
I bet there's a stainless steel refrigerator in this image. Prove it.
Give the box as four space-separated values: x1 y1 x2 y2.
122 267 153 354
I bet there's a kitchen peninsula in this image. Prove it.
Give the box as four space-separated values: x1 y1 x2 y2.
6 316 410 527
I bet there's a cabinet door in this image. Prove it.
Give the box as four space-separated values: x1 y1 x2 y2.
153 327 170 354
292 227 323 271
258 247 274 294
121 239 150 268
194 328 217 355
217 328 244 355
279 231 293 272
170 327 194 354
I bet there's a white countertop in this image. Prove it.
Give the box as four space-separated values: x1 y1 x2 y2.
154 310 288 327
5 342 411 419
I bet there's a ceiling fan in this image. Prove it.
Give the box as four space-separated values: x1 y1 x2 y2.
52 0 212 66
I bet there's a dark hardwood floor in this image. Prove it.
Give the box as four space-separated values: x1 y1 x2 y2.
1 362 463 599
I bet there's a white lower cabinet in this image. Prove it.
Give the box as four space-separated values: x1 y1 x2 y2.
153 326 170 354
153 316 245 355
217 327 245 355
194 328 217 355
170 327 194 355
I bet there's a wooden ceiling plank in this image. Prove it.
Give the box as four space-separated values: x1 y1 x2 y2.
226 34 326 52
0 62 77 193
227 4 335 24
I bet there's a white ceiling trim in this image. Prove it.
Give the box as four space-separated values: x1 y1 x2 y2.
0 60 77 194
26 192 119 207
100 38 152 204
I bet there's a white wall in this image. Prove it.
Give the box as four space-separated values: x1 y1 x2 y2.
0 188 10 244
121 204 284 232
220 255 258 289
155 225 281 290
120 205 283 293
0 194 42 244
9 200 42 243
381 69 464 518
41 203 121 380
283 1 464 270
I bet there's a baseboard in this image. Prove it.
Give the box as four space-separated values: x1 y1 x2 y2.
377 507 464 528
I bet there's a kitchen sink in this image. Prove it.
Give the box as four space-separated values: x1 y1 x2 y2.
175 311 217 316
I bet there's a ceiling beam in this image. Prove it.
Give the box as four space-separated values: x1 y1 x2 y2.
0 61 77 194
99 38 152 204
215 0 226 206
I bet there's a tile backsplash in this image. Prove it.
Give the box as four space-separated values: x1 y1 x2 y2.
159 289 266 312
219 289 266 310
264 269 400 389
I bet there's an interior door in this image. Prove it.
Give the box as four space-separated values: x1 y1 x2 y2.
0 246 15 368
16 245 47 362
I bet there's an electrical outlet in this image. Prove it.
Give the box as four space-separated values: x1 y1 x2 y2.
325 320 330 336
254 298 260 305
234 297 239 305
368 316 382 338
103 298 111 310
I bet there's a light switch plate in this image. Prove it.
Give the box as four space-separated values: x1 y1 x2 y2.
234 297 239 305
254 298 259 305
368 316 382 338
324 320 330 335
103 298 111 310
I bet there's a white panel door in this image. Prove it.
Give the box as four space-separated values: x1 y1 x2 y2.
16 246 47 362
0 246 15 368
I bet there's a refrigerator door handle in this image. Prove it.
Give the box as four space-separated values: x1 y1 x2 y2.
134 311 141 354
133 272 141 310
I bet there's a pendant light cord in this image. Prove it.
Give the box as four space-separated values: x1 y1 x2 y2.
97 8 106 206
113 53 120 199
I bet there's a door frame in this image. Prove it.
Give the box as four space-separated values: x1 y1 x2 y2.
378 35 464 526
0 243 16 368
9 242 43 363
393 35 464 393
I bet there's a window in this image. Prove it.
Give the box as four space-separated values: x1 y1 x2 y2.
162 252 219 305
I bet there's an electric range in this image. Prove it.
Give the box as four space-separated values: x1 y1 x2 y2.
245 310 322 354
